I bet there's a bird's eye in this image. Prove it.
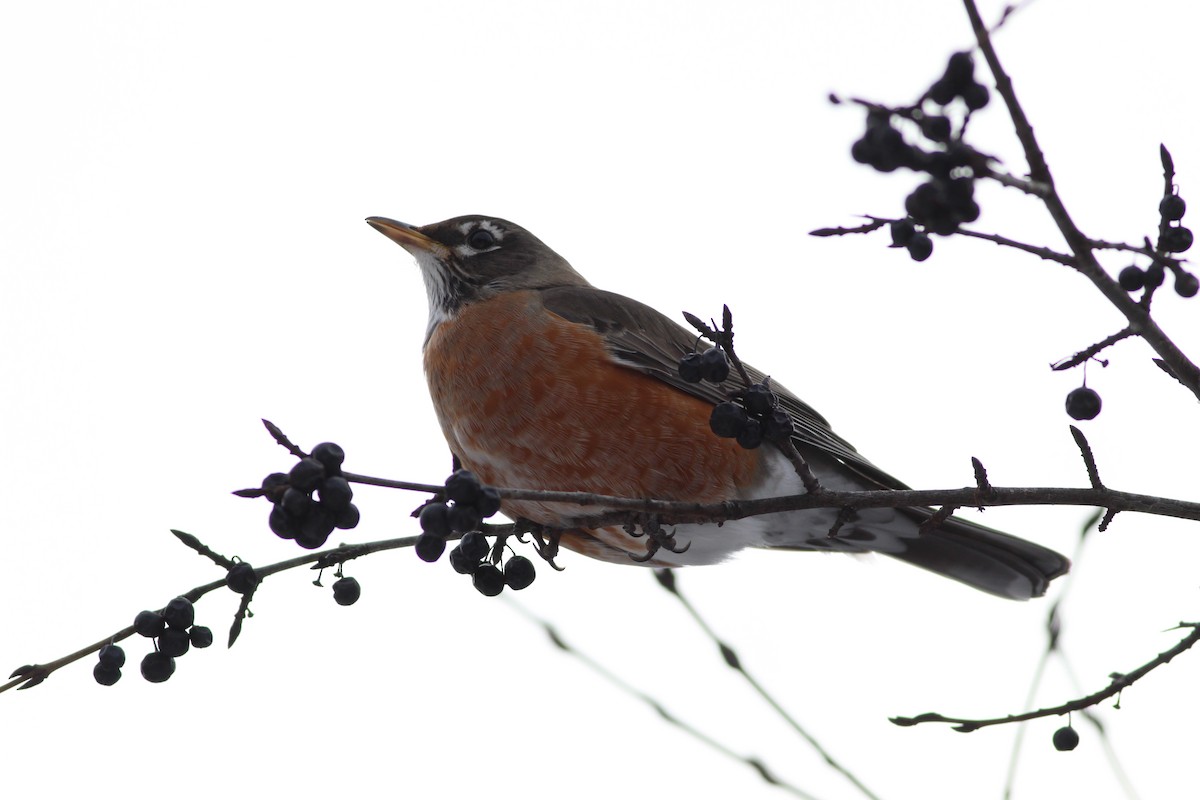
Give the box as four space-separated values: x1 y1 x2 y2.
467 228 497 250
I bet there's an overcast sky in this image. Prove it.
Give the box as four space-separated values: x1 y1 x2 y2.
2 2 1198 799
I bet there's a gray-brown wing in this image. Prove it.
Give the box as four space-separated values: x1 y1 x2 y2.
538 285 910 491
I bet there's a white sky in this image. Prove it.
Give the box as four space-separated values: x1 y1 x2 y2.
2 2 1198 799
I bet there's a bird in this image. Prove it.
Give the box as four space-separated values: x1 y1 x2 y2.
367 214 1069 600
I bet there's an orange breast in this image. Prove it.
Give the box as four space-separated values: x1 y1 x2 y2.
423 290 762 560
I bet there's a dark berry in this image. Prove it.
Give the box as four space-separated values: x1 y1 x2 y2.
334 503 361 530
763 409 795 440
1162 226 1194 253
269 504 298 539
850 137 874 165
449 545 480 575
710 402 749 439
736 418 764 450
288 458 326 492
332 577 361 606
477 487 502 518
415 532 447 562
163 597 195 630
678 352 705 383
448 504 483 534
134 610 166 638
743 384 776 416
700 347 730 383
158 628 191 658
905 181 941 222
907 232 934 262
962 82 990 111
472 564 506 597
459 531 491 562
1052 726 1079 751
310 442 345 475
943 51 975 90
919 115 952 143
317 476 353 511
93 663 121 686
260 472 289 502
296 507 335 549
1175 271 1199 298
419 502 452 537
226 562 260 595
929 77 956 106
445 470 483 505
1117 266 1145 292
1160 194 1186 221
97 644 125 669
281 486 314 518
890 218 916 247
504 556 536 590
1144 264 1166 288
189 626 214 648
1065 387 1102 421
140 652 175 683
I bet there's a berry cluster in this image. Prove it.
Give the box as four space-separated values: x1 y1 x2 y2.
1159 190 1194 255
414 470 501 563
709 382 794 450
1117 187 1197 297
850 52 991 261
678 346 730 383
1052 725 1080 752
929 51 990 111
904 174 979 236
447 531 537 595
414 471 535 595
1065 385 1101 421
96 597 212 685
262 442 360 549
889 218 934 262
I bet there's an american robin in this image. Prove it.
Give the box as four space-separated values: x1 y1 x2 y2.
367 214 1069 599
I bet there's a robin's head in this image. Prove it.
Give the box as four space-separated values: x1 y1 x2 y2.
367 215 589 328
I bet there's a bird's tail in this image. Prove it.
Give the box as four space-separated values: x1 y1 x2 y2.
885 509 1070 600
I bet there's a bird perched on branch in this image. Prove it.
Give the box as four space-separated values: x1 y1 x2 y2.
368 214 1068 599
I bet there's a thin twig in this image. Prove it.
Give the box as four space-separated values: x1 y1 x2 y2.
891 622 1200 731
962 0 1200 399
955 228 1075 265
653 571 883 800
503 598 825 800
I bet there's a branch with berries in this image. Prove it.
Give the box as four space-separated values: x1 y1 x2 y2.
7 408 1200 698
815 0 1200 418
